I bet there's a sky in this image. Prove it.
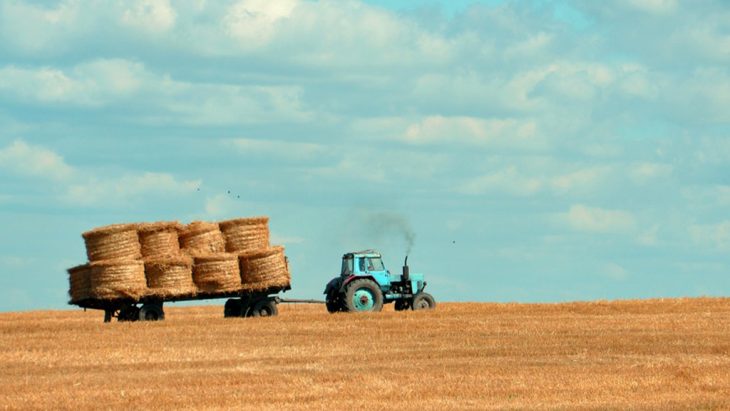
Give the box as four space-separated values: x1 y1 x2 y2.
0 0 728 312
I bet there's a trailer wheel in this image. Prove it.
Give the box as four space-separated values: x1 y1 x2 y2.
224 299 242 318
118 305 139 322
412 293 436 311
251 299 278 317
394 300 411 311
139 303 165 321
344 279 383 313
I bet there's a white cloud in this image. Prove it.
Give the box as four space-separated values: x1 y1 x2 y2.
224 0 297 48
457 166 542 196
458 165 610 196
228 138 325 160
628 162 673 184
689 221 730 251
121 0 177 33
0 140 74 181
402 116 540 148
0 59 146 106
602 262 629 281
64 172 200 206
564 204 636 234
624 0 677 14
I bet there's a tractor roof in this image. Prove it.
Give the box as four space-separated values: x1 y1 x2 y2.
344 249 381 258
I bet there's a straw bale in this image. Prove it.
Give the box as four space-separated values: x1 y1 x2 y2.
67 264 91 303
192 254 241 293
138 221 183 258
219 217 270 253
179 221 226 256
89 260 147 300
144 255 196 298
239 246 290 291
82 223 141 262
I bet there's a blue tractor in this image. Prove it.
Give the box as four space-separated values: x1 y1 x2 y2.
324 250 436 313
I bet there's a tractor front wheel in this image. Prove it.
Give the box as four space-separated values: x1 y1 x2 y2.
412 293 436 311
394 300 411 311
344 279 383 313
326 295 343 313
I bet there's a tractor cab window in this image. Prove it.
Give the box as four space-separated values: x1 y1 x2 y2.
341 257 353 276
360 257 384 272
368 257 385 271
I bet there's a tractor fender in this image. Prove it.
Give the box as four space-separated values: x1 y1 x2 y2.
341 275 378 292
323 277 342 295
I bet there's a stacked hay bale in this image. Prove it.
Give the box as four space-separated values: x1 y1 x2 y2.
192 254 242 293
239 246 291 291
80 223 148 300
138 221 196 298
67 216 291 305
67 264 91 303
179 221 226 256
218 217 290 292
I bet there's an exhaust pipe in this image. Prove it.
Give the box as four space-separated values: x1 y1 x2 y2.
403 255 410 281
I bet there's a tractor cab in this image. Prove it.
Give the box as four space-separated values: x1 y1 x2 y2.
324 249 435 313
340 250 391 290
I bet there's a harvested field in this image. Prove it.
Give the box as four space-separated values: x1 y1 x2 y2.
0 298 729 410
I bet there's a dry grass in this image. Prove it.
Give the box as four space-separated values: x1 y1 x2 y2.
1 298 729 410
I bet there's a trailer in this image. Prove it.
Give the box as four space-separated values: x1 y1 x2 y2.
75 285 291 323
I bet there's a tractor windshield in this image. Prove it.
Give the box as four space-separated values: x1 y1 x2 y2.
341 256 353 276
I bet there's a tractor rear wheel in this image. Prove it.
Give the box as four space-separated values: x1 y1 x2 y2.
412 293 436 310
344 279 383 313
250 299 278 317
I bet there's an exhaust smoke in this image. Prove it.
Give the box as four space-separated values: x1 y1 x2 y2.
363 211 416 255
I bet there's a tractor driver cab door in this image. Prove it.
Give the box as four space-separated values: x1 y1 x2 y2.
359 256 391 290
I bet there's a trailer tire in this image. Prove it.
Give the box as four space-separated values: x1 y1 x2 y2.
251 299 278 317
412 292 436 311
344 279 383 313
139 303 165 321
118 305 139 322
224 299 243 318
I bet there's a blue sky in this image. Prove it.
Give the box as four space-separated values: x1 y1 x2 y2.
0 0 728 311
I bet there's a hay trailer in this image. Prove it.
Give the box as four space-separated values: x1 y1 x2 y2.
76 286 291 322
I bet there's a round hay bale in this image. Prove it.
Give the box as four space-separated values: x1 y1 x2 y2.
89 260 147 300
192 253 241 293
239 246 290 291
82 223 141 262
219 216 270 253
138 221 183 258
144 255 196 298
179 221 226 256
67 264 91 303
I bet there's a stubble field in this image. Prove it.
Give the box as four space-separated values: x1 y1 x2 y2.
1 298 729 410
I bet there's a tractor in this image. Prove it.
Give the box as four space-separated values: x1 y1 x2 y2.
324 250 436 313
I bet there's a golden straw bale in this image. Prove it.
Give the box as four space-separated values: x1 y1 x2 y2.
82 223 141 262
179 221 226 256
138 221 183 259
89 260 147 300
67 264 91 303
192 254 241 293
239 246 290 291
144 255 196 298
219 216 270 253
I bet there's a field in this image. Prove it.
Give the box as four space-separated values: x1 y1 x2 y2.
1 298 729 410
